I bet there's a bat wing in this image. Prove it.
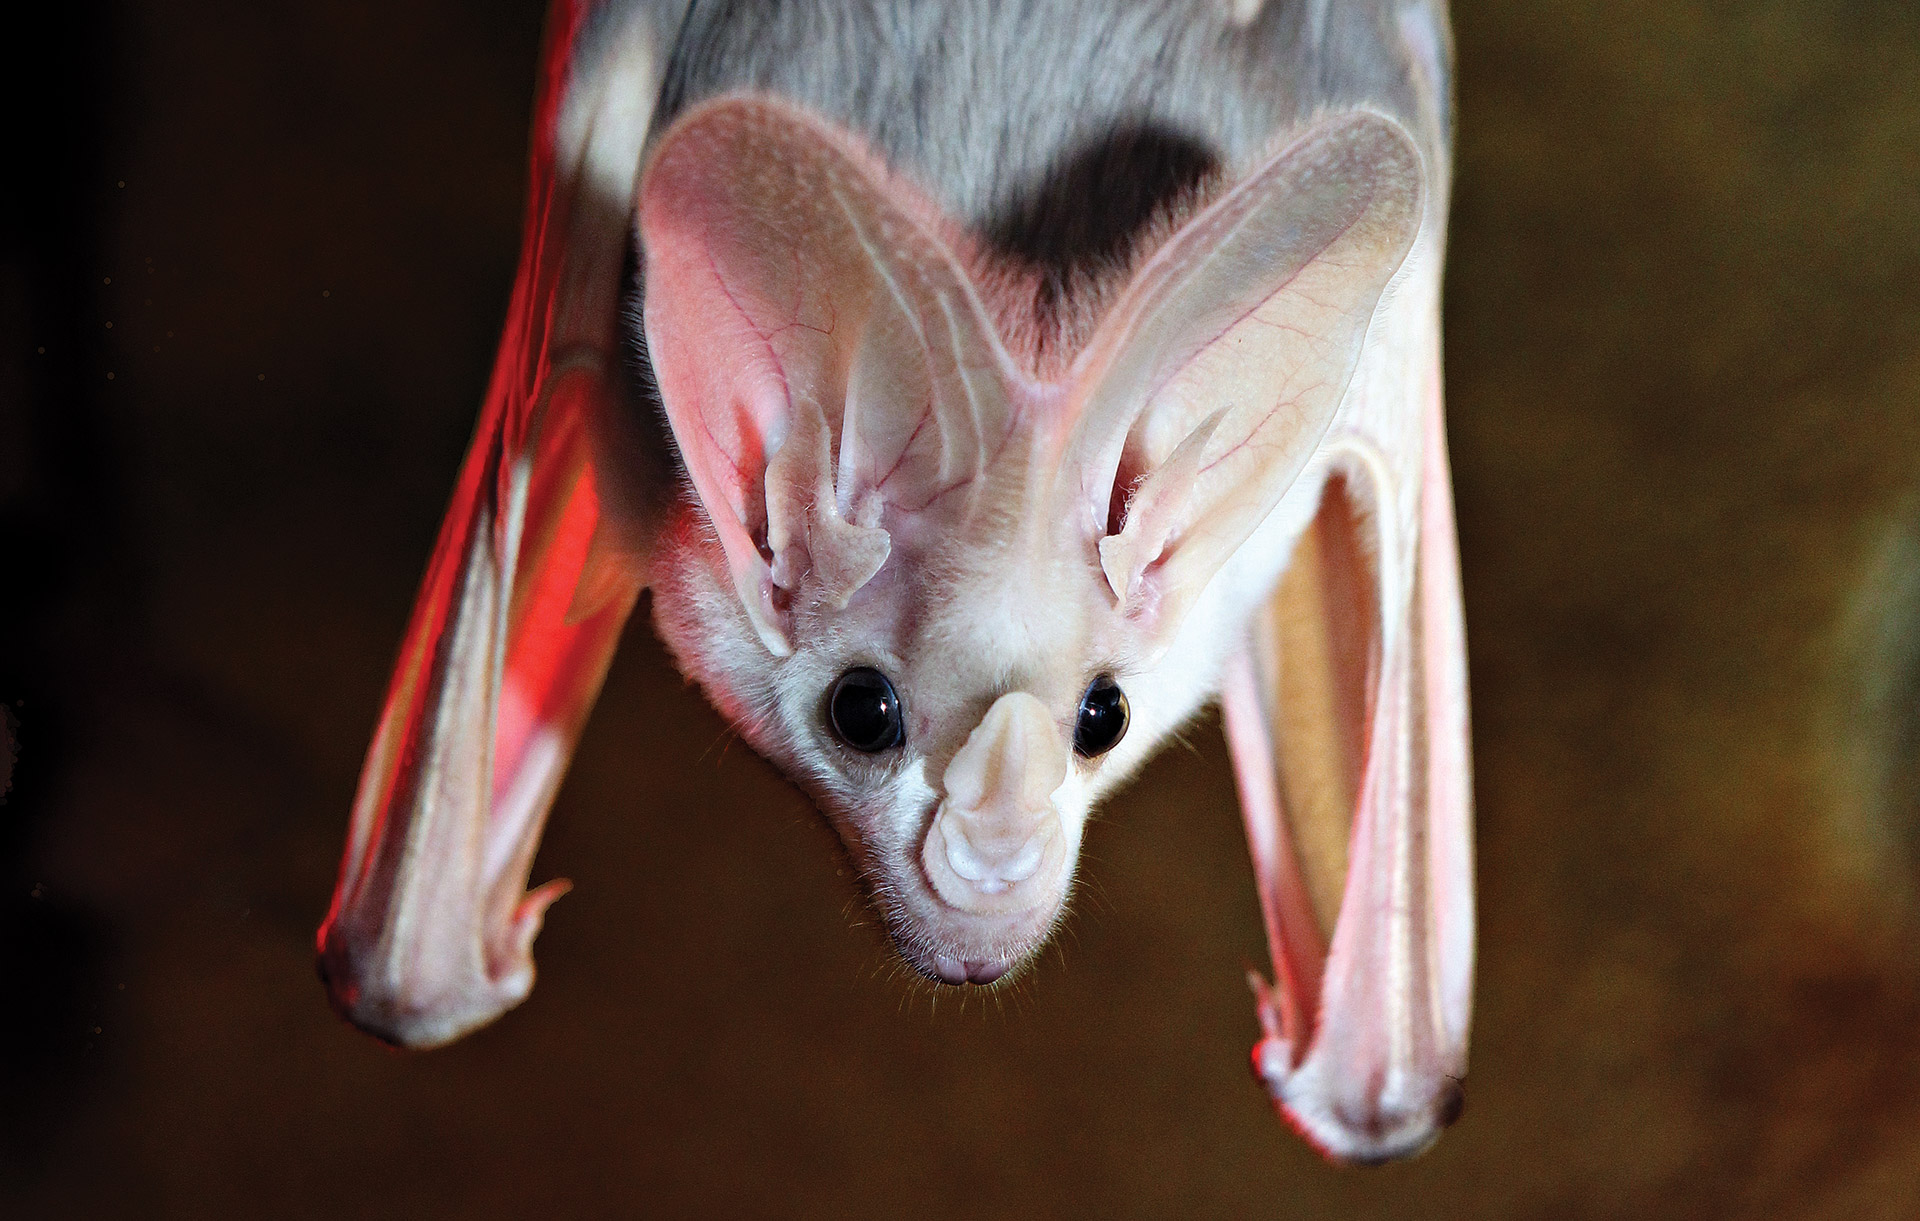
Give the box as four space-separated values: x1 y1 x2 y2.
1199 0 1472 1165
317 0 683 1049
1222 362 1473 1163
1218 205 1472 1164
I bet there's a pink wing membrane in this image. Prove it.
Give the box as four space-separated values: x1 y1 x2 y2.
317 0 662 1049
1222 272 1473 1163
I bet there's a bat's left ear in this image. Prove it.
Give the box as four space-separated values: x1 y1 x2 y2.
1064 113 1425 650
639 97 1016 656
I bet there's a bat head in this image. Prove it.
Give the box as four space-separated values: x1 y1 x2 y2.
640 95 1422 985
651 481 1144 983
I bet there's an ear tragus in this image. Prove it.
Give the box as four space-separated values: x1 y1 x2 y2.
765 401 891 611
1098 409 1224 607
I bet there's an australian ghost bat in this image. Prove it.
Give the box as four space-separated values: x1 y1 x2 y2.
317 0 1473 1165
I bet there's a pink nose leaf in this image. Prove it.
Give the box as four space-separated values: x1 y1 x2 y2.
941 691 1069 820
924 693 1071 909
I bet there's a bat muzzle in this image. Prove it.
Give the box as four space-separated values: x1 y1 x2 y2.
900 691 1077 983
921 691 1072 912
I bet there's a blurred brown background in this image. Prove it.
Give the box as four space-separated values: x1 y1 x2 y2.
4 1 1919 1217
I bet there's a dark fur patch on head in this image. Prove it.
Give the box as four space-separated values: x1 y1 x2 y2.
976 122 1225 368
981 122 1222 280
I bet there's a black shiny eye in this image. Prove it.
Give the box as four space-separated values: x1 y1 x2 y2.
1074 675 1129 759
827 667 905 753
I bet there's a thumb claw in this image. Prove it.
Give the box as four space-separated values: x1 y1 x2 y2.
505 877 572 968
1246 969 1295 1093
1246 967 1277 1022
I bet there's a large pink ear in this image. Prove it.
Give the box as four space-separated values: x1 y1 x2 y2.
1065 112 1423 647
638 96 1019 655
317 0 666 1049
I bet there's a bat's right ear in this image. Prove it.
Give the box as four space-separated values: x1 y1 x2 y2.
638 97 1016 655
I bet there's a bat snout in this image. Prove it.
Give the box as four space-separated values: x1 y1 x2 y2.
880 691 1082 986
920 690 1072 916
900 809 1073 988
912 802 1072 987
920 807 1067 915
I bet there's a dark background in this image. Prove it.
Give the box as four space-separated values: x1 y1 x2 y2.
5 2 1920 1217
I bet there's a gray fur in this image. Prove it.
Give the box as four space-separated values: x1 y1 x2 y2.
648 0 1449 276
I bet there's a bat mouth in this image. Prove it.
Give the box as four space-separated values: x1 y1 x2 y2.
870 842 1074 989
886 887 1067 988
902 948 1015 987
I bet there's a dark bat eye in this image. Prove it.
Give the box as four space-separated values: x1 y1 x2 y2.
827 667 905 753
1074 675 1129 759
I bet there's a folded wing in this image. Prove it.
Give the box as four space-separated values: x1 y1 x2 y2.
316 0 679 1049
